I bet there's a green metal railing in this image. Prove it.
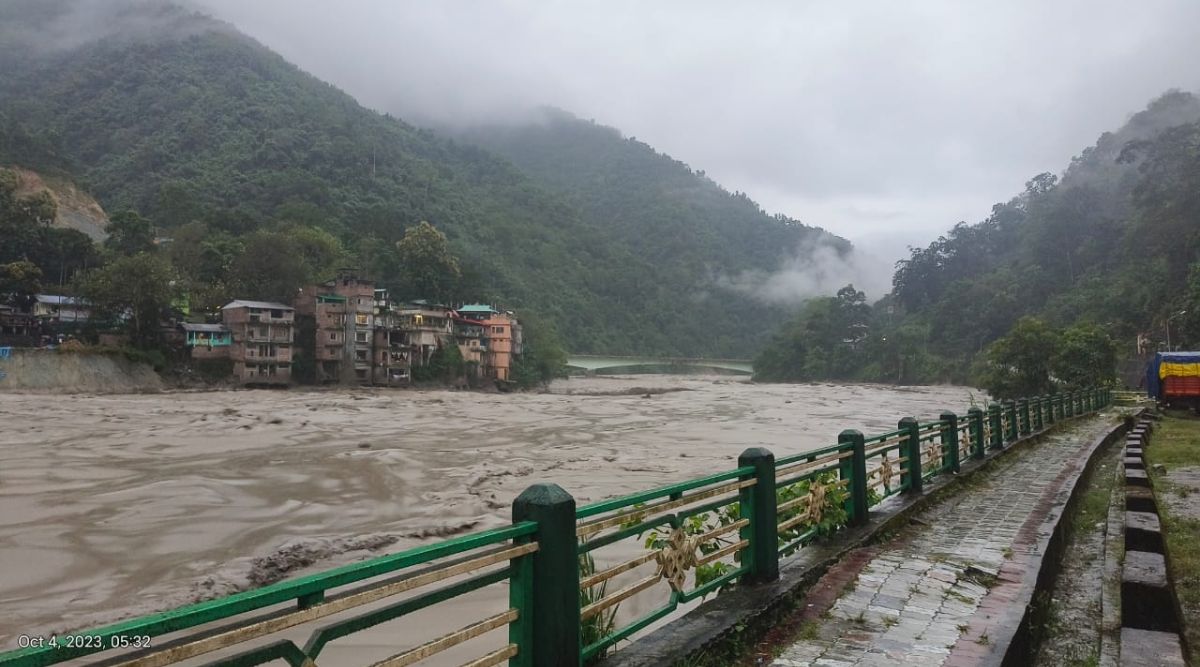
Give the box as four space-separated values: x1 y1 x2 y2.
0 388 1112 667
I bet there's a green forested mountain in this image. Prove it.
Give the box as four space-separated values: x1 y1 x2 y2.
0 1 843 358
454 109 846 355
755 90 1200 389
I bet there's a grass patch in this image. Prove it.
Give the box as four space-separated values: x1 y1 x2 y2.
1145 412 1200 665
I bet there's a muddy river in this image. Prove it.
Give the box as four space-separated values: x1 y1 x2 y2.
0 375 977 659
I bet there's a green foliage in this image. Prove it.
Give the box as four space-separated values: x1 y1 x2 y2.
76 252 178 346
511 312 568 389
393 221 462 303
411 343 464 383
976 317 1118 399
1054 323 1118 388
578 548 617 663
978 317 1061 399
104 209 155 256
0 259 42 300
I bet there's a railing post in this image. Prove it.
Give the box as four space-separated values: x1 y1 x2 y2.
968 407 986 459
738 447 778 584
1068 391 1076 417
839 430 869 526
1056 393 1064 420
1032 396 1043 431
1018 398 1031 436
940 412 960 474
988 404 1003 449
899 417 923 495
512 483 581 667
1005 401 1018 441
1046 395 1056 425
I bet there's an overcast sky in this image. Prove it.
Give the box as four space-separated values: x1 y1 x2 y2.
195 0 1200 263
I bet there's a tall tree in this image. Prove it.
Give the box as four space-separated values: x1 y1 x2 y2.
104 210 155 256
394 221 462 303
76 253 178 346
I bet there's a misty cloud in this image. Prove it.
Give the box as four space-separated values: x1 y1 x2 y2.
190 1 1200 252
717 240 893 306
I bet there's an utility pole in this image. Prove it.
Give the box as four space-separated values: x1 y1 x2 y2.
1167 310 1187 351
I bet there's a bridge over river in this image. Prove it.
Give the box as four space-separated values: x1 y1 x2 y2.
565 353 754 374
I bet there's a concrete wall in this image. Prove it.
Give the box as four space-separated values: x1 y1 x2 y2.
0 349 161 393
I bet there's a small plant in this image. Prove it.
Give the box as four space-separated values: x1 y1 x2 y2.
1002 546 1014 559
957 623 970 633
977 633 991 645
579 546 618 664
882 615 899 628
853 611 867 624
797 620 820 641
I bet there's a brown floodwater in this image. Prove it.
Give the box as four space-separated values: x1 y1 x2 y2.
0 375 978 661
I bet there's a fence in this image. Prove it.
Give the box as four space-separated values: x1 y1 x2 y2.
0 388 1111 667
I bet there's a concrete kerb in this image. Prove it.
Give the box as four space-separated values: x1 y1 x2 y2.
597 411 1122 667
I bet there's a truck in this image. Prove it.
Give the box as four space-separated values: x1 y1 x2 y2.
1146 351 1200 411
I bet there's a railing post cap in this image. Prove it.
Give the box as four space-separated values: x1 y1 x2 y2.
968 406 984 415
838 428 864 441
513 482 574 509
898 416 919 426
939 410 958 420
738 446 774 463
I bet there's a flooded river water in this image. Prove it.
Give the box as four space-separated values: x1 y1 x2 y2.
0 375 977 657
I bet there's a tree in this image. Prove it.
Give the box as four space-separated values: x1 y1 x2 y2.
511 313 568 388
76 253 178 346
104 210 155 256
1053 323 1117 388
977 317 1061 399
0 167 57 264
0 260 42 307
394 221 462 303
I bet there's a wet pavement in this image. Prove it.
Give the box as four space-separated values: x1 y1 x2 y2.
771 415 1116 667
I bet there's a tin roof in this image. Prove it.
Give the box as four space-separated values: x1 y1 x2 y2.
181 323 229 333
221 300 294 311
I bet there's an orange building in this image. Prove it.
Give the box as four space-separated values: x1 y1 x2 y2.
458 305 521 381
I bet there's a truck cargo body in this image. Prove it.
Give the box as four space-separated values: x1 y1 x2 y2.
1147 351 1200 410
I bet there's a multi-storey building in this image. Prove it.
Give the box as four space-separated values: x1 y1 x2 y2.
371 289 411 386
458 305 522 381
295 272 375 384
221 300 295 385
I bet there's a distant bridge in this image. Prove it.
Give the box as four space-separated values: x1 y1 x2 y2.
565 354 754 375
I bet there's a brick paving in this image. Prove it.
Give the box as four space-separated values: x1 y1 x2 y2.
771 416 1115 667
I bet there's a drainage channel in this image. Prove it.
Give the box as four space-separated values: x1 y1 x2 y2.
1119 415 1187 666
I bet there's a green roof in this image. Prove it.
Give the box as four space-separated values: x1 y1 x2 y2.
459 304 497 314
317 294 347 303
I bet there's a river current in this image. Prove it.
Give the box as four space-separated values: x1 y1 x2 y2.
0 375 977 659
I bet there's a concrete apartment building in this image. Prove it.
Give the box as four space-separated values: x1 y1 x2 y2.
221 300 295 385
295 272 375 384
458 305 523 381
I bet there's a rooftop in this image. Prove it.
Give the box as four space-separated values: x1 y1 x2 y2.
181 323 230 333
35 294 88 306
221 300 294 311
458 304 498 315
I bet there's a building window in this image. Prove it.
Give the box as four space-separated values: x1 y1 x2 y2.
492 326 505 334
355 350 367 361
355 313 368 325
355 331 368 343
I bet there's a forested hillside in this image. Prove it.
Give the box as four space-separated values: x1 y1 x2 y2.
755 91 1200 391
0 1 844 358
455 109 847 355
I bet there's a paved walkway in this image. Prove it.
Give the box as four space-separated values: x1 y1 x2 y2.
771 416 1115 667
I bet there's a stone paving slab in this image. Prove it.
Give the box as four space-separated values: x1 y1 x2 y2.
771 417 1116 667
